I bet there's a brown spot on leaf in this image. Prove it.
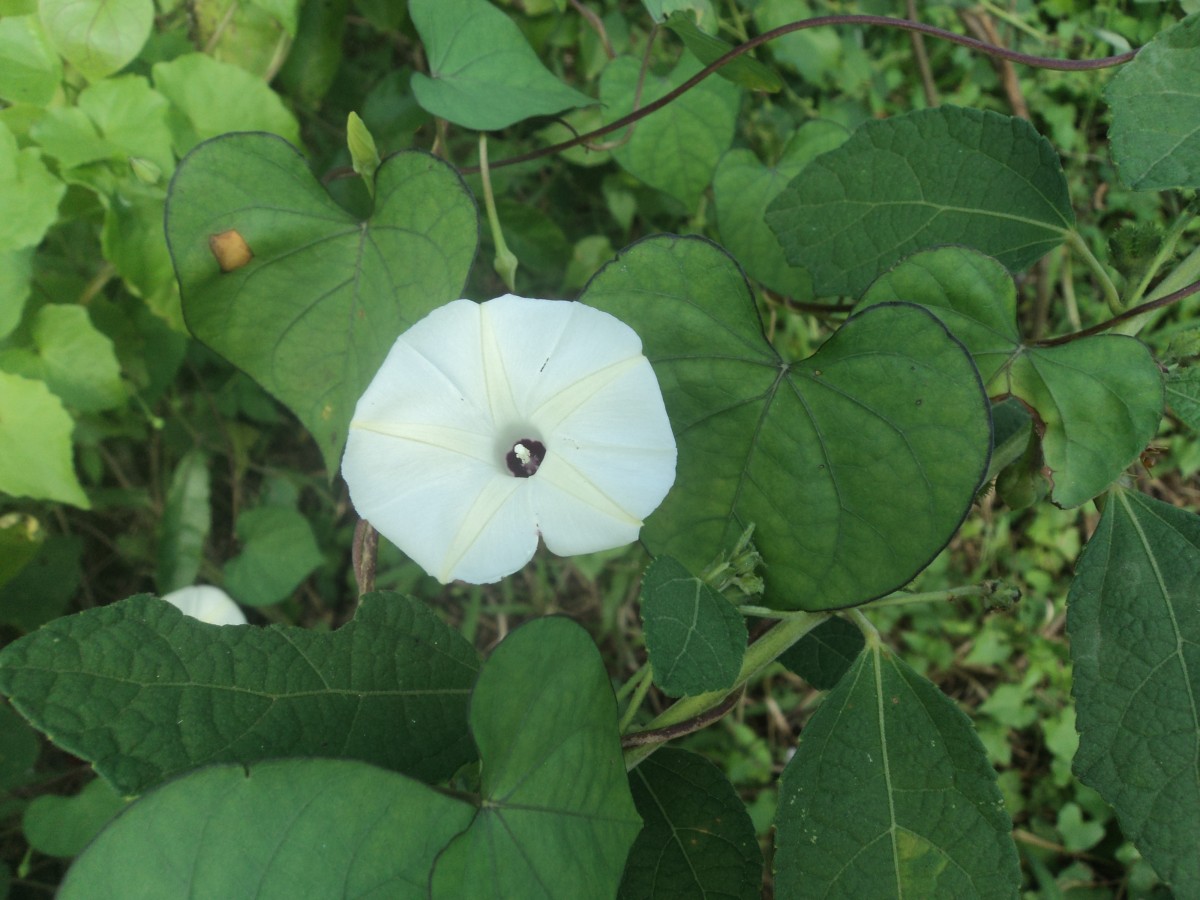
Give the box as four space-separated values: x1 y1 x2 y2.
209 229 253 273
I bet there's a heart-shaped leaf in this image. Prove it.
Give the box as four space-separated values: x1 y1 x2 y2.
165 133 477 472
409 0 593 130
859 247 1163 507
0 592 479 794
581 236 991 611
766 106 1075 298
39 0 153 82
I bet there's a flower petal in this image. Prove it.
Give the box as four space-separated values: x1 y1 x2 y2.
161 585 247 626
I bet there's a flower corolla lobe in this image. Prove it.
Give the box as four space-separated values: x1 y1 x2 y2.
342 295 677 584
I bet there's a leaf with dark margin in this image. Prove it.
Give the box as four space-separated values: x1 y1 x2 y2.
775 643 1020 898
859 247 1163 508
0 592 478 794
619 748 762 899
778 616 864 690
1067 489 1200 894
581 236 991 611
166 133 477 472
767 106 1074 298
640 556 747 697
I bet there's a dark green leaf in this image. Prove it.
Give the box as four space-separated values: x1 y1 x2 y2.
409 0 593 130
0 512 42 590
166 134 477 472
640 556 747 697
620 748 762 899
767 107 1074 297
1166 367 1200 432
581 236 991 611
156 450 211 594
664 11 781 92
23 778 126 858
1067 489 1200 894
0 701 39 792
0 535 82 631
1107 14 1200 191
0 592 479 794
778 616 864 690
860 247 1163 507
775 642 1020 898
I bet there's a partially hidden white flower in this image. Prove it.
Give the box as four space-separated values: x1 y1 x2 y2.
341 295 677 584
161 585 248 626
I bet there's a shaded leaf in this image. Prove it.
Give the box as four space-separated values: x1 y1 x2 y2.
1107 14 1200 191
0 247 33 340
0 512 42 590
859 247 1163 507
1166 366 1200 432
1067 489 1200 894
775 642 1020 898
409 0 593 130
640 556 747 697
39 0 152 81
156 450 211 594
223 506 322 606
778 615 864 690
0 592 479 794
620 748 762 899
0 371 88 508
581 236 990 611
24 779 126 858
664 10 781 92
767 106 1074 297
601 56 739 208
165 133 477 472
0 535 82 630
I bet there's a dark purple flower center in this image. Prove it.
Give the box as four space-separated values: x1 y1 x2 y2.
505 439 546 478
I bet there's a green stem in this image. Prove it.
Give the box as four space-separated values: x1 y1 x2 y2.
623 609 828 770
477 134 518 291
1128 204 1198 309
615 662 651 703
859 581 1020 610
618 664 655 734
1065 229 1121 315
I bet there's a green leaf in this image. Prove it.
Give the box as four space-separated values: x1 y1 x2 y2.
640 556 747 697
80 75 175 176
101 181 183 330
581 236 991 611
152 54 301 156
0 304 126 411
1067 489 1200 893
0 120 65 252
24 778 126 858
778 615 864 690
859 247 1163 507
156 450 211 594
0 592 479 794
0 14 61 105
0 701 39 792
165 133 477 472
0 512 42 589
192 0 296 78
1106 14 1200 191
1166 367 1200 432
713 121 848 298
766 106 1074 298
0 247 34 339
60 758 475 899
0 371 89 508
775 642 1021 898
601 56 739 208
620 748 762 899
430 617 642 899
0 535 82 630
664 10 781 92
38 0 153 81
223 506 323 606
409 0 593 131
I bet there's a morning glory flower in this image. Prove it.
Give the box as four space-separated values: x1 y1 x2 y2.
161 585 247 626
341 295 677 584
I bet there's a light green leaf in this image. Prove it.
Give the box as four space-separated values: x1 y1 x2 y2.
152 54 301 156
775 642 1020 898
1107 14 1200 190
24 778 126 858
0 592 479 794
1067 489 1200 894
664 10 781 92
3 304 127 412
60 759 475 899
640 556 746 697
601 56 739 208
156 450 211 594
713 121 848 298
430 617 641 899
581 236 990 611
193 0 296 77
778 615 864 690
620 748 762 899
0 247 33 339
223 506 323 606
860 247 1163 507
30 106 114 169
101 181 183 330
38 0 153 81
409 0 594 130
165 133 477 472
79 75 175 176
0 14 61 105
0 120 64 252
0 371 88 508
767 106 1075 298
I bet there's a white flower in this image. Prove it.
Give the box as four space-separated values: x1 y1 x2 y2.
341 295 677 584
161 585 247 626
